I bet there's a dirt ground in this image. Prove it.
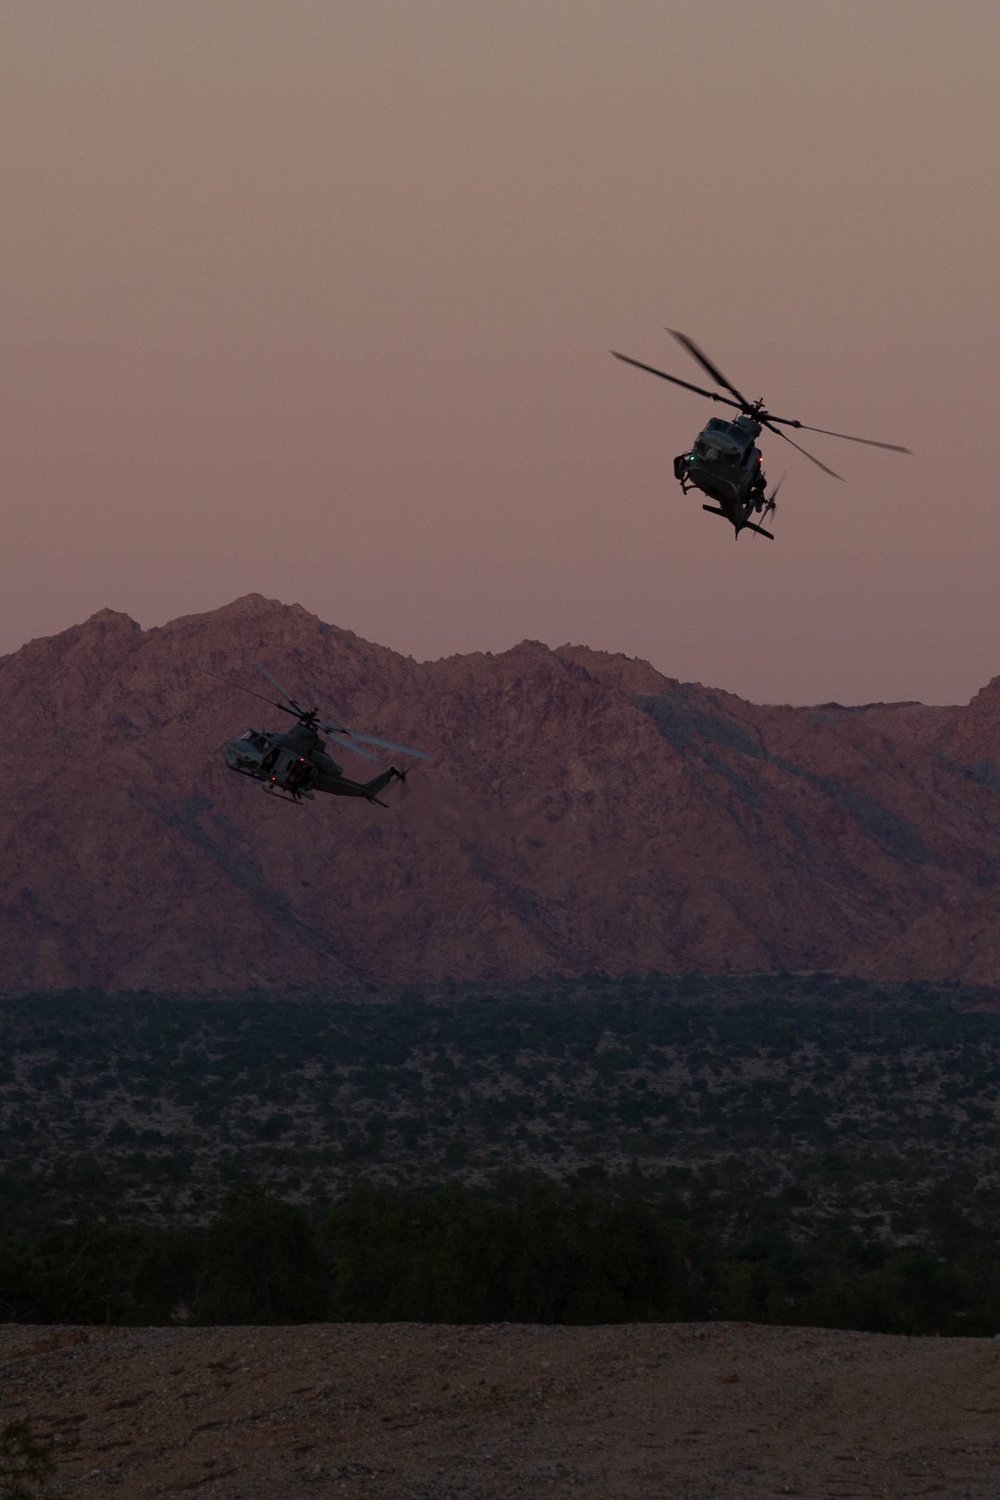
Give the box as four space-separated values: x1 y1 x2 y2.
3 1321 1000 1498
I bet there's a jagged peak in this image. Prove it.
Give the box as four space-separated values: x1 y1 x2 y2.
2 608 142 662
965 675 1000 710
200 593 290 619
85 608 141 630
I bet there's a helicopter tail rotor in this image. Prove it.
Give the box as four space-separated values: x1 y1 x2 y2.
748 472 784 541
764 471 785 518
363 765 411 808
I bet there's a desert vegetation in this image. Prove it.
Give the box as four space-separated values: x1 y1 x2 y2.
4 975 1000 1332
4 974 1000 1239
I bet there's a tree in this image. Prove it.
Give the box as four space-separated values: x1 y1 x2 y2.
194 1184 329 1324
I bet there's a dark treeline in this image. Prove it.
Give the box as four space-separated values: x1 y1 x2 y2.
3 1180 1000 1336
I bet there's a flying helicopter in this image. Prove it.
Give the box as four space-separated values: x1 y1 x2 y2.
612 329 911 539
196 662 430 806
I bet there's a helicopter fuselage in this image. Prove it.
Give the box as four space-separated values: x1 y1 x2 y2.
197 662 425 809
673 415 771 537
225 724 401 804
613 331 910 543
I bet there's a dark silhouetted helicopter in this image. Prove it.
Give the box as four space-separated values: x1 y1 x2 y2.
613 329 911 539
197 662 429 806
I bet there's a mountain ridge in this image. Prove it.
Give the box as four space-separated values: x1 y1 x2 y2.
2 594 999 994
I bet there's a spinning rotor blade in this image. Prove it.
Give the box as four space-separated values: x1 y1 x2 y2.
327 731 382 764
762 415 912 454
348 730 431 760
619 327 911 482
194 664 295 716
763 422 844 480
667 329 755 411
253 659 353 730
611 351 742 408
252 660 309 717
243 660 428 760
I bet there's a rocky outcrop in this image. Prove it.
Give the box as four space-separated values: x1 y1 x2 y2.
2 594 999 992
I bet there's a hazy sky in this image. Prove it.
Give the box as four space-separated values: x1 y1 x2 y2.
2 0 998 704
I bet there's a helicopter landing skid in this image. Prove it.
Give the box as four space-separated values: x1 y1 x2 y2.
701 504 773 541
227 765 309 803
263 782 313 804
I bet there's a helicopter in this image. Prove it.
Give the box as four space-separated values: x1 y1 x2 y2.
612 329 911 539
197 662 430 806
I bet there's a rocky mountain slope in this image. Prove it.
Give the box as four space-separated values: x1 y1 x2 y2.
2 594 999 993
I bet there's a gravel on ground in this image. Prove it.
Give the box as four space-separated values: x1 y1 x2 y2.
3 1321 1000 1498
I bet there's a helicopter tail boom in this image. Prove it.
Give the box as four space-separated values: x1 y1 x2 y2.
315 765 406 805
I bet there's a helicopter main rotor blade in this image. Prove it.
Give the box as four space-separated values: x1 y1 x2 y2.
194 664 296 715
763 422 844 480
251 659 312 718
611 351 742 409
347 730 431 760
253 660 354 727
667 329 755 411
327 731 382 764
762 414 912 454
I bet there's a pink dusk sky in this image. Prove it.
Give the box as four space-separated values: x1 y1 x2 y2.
1 0 997 706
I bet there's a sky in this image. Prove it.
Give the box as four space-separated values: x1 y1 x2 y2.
1 0 998 706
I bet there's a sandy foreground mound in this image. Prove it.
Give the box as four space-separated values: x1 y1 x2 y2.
3 1322 1000 1498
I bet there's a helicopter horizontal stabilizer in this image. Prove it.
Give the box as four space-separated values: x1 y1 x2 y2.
701 504 774 540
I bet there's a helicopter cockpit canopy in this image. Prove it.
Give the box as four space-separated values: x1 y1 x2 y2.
226 729 270 774
695 417 746 463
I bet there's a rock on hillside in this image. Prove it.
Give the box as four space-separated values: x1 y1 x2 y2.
1 594 999 993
